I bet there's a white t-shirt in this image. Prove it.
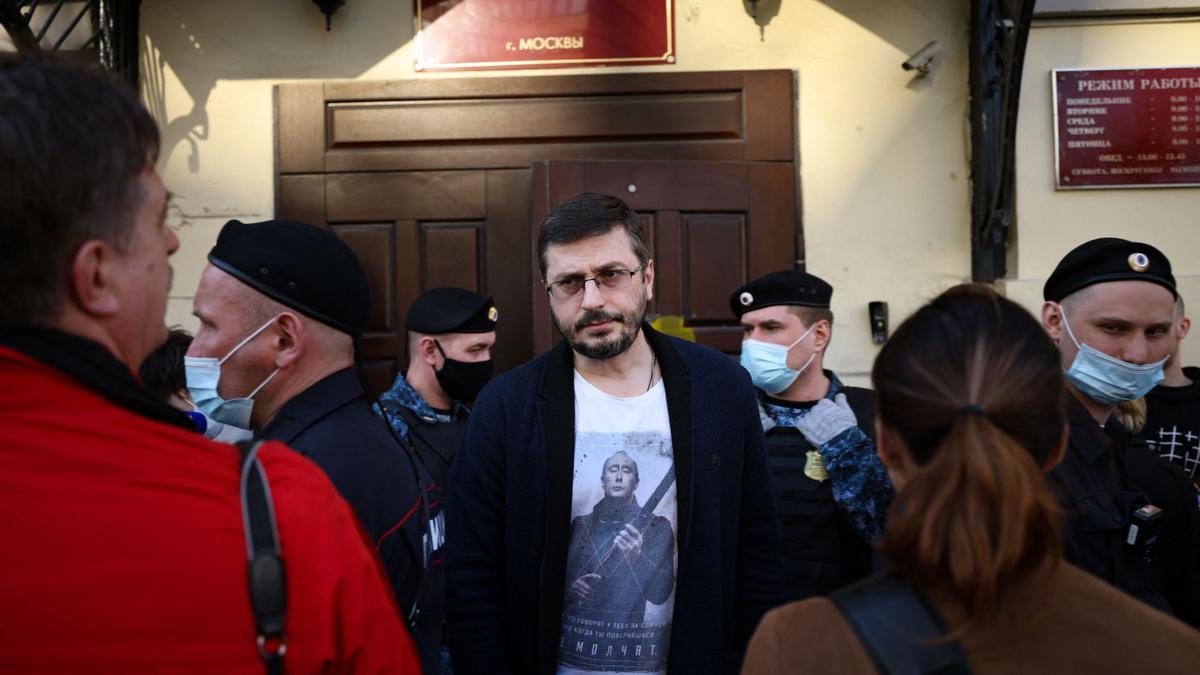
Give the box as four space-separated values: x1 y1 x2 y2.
557 372 678 675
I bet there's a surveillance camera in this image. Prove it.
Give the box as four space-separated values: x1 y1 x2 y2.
901 41 940 77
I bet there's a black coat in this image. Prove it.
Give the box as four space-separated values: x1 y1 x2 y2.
1124 431 1200 625
446 325 784 675
259 368 445 674
1050 393 1171 614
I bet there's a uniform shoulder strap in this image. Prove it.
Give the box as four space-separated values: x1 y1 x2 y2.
830 573 971 675
237 440 287 675
389 401 423 431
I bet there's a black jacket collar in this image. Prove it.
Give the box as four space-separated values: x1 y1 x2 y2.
1066 391 1125 465
0 327 194 431
258 367 364 446
536 323 694 671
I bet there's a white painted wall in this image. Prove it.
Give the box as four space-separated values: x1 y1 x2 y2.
145 0 974 383
1009 16 1200 365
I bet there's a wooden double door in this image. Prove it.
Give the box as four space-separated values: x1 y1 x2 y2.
276 71 799 391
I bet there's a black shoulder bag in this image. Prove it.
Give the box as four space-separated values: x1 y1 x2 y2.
830 573 971 675
238 440 288 675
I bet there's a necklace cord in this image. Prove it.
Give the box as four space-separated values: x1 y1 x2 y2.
647 350 657 392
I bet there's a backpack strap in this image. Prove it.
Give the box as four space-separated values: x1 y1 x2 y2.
372 403 435 628
238 440 287 675
830 573 971 675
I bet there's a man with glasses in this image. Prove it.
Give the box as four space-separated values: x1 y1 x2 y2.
446 192 783 675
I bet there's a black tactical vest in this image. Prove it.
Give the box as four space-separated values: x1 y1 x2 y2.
392 404 468 492
764 386 877 602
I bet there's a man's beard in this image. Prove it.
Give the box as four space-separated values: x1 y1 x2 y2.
553 289 648 360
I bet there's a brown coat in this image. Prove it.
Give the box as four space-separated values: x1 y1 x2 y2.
742 563 1200 674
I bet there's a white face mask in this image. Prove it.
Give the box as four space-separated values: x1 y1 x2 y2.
184 316 281 429
739 324 817 394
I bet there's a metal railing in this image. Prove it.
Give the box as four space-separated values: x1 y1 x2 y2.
0 0 139 85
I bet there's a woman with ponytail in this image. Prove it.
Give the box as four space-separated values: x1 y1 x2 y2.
742 284 1200 674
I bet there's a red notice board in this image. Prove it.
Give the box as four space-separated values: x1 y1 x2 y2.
414 0 675 72
1053 67 1200 189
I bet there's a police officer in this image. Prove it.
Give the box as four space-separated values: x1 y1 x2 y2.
1042 237 1200 621
376 287 498 491
186 219 445 672
731 270 893 601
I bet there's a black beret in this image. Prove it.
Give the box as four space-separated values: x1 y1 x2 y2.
208 219 370 338
406 287 498 334
730 270 832 317
1043 237 1176 302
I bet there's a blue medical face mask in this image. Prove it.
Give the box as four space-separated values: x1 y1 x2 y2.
1057 304 1167 406
740 323 817 395
184 316 281 429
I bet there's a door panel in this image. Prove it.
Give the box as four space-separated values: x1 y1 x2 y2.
421 222 483 291
484 170 535 373
276 70 797 377
328 223 401 396
277 174 325 227
684 213 747 322
531 160 796 356
649 210 681 313
326 171 487 222
308 169 532 392
583 162 751 211
333 223 398 335
325 91 745 146
280 70 794 173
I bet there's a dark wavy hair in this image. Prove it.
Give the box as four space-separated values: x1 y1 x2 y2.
872 284 1065 637
138 328 193 402
0 55 160 328
536 192 649 278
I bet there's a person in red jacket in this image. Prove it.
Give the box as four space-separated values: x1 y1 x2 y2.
0 55 419 673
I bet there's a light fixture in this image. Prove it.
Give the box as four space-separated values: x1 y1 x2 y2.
743 0 781 41
311 0 345 31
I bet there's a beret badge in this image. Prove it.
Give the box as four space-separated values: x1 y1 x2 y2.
1128 252 1150 273
739 292 754 306
488 306 499 322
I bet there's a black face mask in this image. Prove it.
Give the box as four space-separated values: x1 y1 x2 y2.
434 340 493 402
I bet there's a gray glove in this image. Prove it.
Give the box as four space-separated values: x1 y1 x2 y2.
792 393 858 447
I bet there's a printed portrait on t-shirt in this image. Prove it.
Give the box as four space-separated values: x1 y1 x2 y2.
558 373 678 675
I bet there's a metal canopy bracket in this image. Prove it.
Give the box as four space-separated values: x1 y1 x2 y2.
969 0 1035 282
0 1 40 52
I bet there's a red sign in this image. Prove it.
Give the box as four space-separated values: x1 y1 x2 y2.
415 0 675 72
1054 67 1200 189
